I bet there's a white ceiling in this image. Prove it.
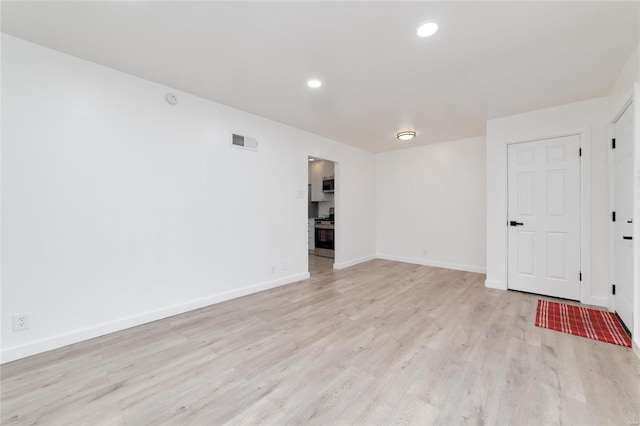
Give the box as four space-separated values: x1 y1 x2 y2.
2 1 638 152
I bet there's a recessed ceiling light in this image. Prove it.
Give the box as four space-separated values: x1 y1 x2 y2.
397 131 416 141
309 158 315 162
417 22 438 38
307 79 322 88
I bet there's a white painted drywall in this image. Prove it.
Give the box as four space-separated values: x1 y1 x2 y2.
610 43 638 121
317 201 335 218
1 35 376 362
486 97 610 308
376 137 487 273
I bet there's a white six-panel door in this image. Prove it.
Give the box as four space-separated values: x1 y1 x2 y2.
507 135 581 300
613 103 634 333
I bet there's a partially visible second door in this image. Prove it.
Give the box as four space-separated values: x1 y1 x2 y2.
507 135 581 300
613 103 634 333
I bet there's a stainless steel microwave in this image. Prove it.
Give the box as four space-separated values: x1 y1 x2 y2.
322 178 334 192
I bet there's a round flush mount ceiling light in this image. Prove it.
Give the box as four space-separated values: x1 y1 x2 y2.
307 79 322 88
397 131 416 141
417 22 438 37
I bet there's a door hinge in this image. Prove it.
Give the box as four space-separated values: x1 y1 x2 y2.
612 211 616 222
579 272 582 282
612 284 616 295
612 138 616 149
579 148 582 157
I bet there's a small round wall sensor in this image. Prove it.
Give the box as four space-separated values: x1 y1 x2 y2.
165 93 178 105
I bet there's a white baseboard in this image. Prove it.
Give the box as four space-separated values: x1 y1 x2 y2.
484 279 506 290
581 295 609 309
0 272 310 364
333 255 376 270
376 254 486 274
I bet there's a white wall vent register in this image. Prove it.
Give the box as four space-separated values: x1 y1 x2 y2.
231 133 258 151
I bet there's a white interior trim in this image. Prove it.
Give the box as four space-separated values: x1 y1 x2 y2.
609 89 640 355
333 160 341 269
333 255 376 270
484 279 503 290
633 83 640 352
376 254 486 274
0 272 309 364
502 130 595 305
608 94 633 314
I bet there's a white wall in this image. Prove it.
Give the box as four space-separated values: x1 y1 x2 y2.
376 137 486 273
486 97 610 308
609 43 638 122
317 200 334 217
1 35 376 362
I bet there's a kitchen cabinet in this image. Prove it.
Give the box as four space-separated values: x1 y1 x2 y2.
310 160 334 202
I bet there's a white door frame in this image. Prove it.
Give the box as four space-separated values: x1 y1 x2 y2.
306 155 339 271
609 94 632 316
635 84 640 354
609 88 639 354
505 129 593 304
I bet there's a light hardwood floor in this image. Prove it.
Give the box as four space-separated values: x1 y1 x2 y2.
308 253 334 275
2 259 640 425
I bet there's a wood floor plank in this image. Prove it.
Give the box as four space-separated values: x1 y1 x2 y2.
2 257 639 425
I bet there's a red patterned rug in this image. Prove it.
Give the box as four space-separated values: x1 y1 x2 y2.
535 300 631 347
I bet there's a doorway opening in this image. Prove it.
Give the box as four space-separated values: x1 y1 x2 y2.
308 156 336 275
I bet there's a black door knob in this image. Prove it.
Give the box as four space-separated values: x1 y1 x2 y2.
509 221 524 227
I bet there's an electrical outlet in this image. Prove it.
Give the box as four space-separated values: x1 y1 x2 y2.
282 262 288 271
13 313 30 332
272 265 277 274
422 249 428 257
